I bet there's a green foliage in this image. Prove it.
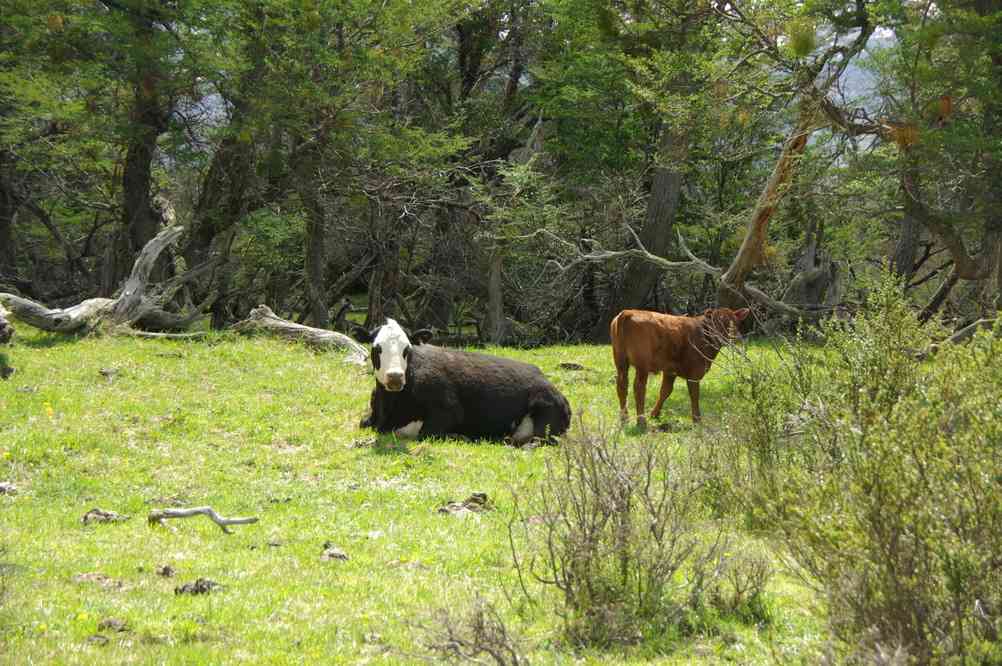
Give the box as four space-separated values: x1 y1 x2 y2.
232 207 305 275
724 276 1002 662
784 17 816 58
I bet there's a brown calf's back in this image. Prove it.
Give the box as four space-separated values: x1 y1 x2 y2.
610 309 720 381
610 307 750 424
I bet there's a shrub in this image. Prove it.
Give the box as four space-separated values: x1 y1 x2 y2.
509 418 735 647
709 544 774 626
724 277 1002 662
415 597 528 666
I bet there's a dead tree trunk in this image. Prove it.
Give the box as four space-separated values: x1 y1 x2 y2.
0 226 185 333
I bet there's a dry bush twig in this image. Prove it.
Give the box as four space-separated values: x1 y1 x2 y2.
415 597 529 666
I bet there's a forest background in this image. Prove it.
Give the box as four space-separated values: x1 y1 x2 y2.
2 0 1000 340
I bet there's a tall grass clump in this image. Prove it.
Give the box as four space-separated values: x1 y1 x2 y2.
723 278 1002 662
509 419 762 649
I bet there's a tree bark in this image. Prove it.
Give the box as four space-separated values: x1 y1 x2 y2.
919 268 959 324
104 51 170 294
892 159 923 283
718 104 816 307
976 221 1002 315
484 250 508 344
366 261 385 328
0 155 19 280
592 127 684 340
294 143 330 329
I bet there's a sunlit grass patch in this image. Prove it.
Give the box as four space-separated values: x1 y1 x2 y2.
0 326 822 664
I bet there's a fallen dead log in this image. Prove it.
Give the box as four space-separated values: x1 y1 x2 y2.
232 305 367 364
0 226 194 334
917 317 998 359
944 317 998 345
148 506 259 534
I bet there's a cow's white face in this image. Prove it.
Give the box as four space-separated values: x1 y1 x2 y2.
369 319 413 392
353 319 434 392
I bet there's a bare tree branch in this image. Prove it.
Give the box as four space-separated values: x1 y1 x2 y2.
148 506 259 534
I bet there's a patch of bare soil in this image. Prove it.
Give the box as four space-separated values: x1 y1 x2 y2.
437 492 494 517
73 572 126 590
82 508 130 525
174 578 222 595
98 618 130 633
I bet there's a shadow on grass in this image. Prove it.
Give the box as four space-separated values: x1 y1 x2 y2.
370 435 413 456
16 332 87 349
618 417 698 437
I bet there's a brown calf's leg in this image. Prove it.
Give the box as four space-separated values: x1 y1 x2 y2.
633 370 649 427
650 372 676 420
615 364 630 425
686 380 701 422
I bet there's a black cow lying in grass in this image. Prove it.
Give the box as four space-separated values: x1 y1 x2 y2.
353 319 571 444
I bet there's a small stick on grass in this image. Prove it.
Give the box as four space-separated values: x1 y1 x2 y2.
148 506 259 534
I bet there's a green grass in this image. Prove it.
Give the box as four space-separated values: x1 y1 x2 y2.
0 327 822 664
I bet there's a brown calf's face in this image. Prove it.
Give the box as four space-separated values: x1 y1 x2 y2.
702 307 750 342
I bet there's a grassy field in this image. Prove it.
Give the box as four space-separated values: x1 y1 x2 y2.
0 326 822 664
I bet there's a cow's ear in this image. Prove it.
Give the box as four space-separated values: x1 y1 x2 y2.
412 329 434 345
735 308 751 322
351 325 377 344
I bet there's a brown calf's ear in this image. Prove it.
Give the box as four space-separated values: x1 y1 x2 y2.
735 308 751 322
412 329 434 345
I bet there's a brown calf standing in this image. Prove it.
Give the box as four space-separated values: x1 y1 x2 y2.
610 308 750 425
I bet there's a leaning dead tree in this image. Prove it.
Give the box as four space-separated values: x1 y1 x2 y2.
0 226 206 334
713 2 875 312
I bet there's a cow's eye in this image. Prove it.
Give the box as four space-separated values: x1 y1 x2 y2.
403 345 412 360
371 344 381 370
